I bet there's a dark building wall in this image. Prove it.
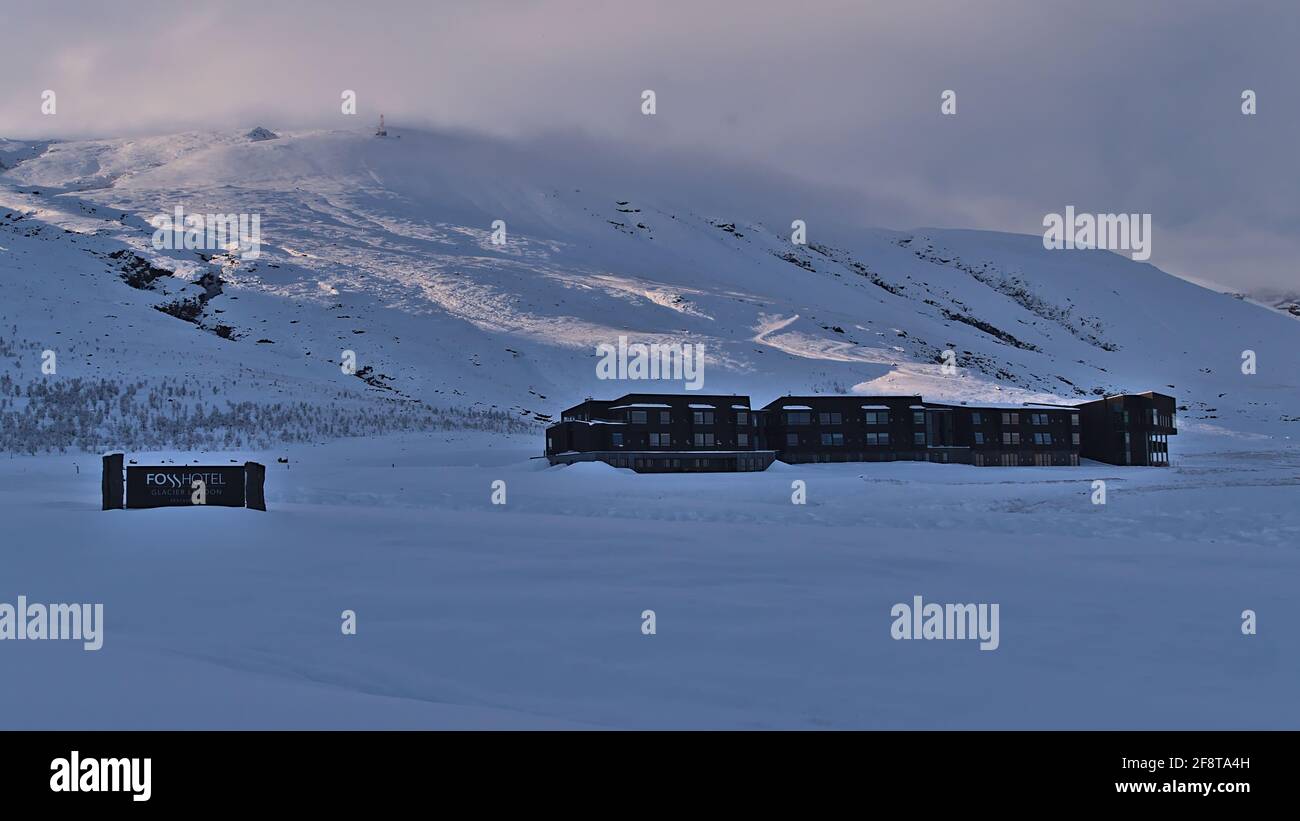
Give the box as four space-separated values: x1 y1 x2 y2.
1076 392 1177 466
546 393 773 472
548 393 759 454
546 391 1168 471
761 396 1080 466
761 395 925 463
944 404 1080 466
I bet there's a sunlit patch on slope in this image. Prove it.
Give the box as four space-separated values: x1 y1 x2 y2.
577 274 716 320
751 313 897 364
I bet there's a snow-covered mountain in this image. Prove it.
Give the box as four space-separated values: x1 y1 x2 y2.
3 127 1298 451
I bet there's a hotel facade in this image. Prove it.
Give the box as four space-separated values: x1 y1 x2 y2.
544 391 1177 473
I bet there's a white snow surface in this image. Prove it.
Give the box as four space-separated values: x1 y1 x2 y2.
0 431 1297 729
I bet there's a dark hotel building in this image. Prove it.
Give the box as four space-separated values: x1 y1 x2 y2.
544 393 777 472
1075 391 1177 466
544 391 1176 472
760 395 1081 467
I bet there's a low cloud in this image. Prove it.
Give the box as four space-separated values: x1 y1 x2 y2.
3 0 1296 292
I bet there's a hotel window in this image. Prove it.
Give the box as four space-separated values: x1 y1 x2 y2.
864 411 889 424
1001 412 1019 426
866 432 890 445
785 411 811 425
913 432 925 446
612 433 624 447
737 433 750 447
1071 433 1080 446
1033 433 1053 445
649 433 668 447
818 412 843 425
913 411 925 425
786 433 799 447
692 410 715 425
974 432 985 445
971 412 983 425
659 410 671 425
1071 413 1080 427
736 411 749 426
693 432 715 447
1002 432 1020 445
821 432 845 446
629 410 647 424
1031 413 1049 426
547 436 553 450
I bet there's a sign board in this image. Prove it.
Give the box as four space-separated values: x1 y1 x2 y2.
103 455 267 511
125 466 247 508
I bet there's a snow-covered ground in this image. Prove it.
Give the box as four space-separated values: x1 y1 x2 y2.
1 429 1295 729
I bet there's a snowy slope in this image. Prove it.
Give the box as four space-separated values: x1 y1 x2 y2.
3 127 1299 451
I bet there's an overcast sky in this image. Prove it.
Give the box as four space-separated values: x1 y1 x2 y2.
4 0 1298 294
